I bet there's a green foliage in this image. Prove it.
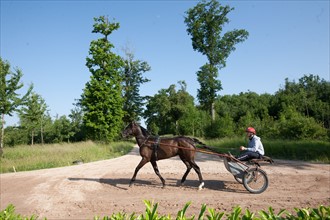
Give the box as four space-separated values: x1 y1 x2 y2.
48 115 74 143
19 92 48 145
68 105 85 142
206 206 224 220
176 201 195 220
121 48 151 124
274 75 330 129
227 206 242 220
0 58 32 117
210 77 330 141
278 107 327 140
141 200 164 220
80 16 124 142
3 126 29 147
3 203 329 220
4 114 79 146
0 204 39 220
0 57 33 148
184 0 249 69
205 115 235 138
258 207 287 219
196 64 222 112
144 82 200 136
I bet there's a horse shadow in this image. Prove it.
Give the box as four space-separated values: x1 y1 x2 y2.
68 177 246 193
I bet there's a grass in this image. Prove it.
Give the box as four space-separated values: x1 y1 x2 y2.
0 141 134 173
201 137 330 163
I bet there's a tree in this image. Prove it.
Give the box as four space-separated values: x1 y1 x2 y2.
185 0 249 120
69 103 85 142
273 74 330 130
50 115 73 143
19 92 48 145
0 58 32 150
144 81 198 135
80 16 124 142
121 48 151 124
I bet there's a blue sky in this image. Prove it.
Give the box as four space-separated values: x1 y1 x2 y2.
1 0 329 126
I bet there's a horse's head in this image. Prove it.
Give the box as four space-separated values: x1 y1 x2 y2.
122 121 150 138
122 121 140 138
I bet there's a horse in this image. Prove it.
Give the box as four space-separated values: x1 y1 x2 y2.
122 121 205 190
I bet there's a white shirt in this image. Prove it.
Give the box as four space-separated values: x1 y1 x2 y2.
247 135 264 155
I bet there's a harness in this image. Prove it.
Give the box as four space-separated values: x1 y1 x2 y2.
152 136 160 161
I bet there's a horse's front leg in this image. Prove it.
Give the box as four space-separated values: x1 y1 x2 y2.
150 160 166 188
130 157 148 187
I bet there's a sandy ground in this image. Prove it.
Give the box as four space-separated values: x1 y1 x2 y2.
1 145 329 219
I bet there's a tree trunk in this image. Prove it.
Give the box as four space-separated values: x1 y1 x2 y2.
211 102 215 121
0 113 4 156
40 125 44 145
31 130 34 146
175 120 179 135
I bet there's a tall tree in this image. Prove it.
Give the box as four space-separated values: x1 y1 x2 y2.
121 48 151 124
80 16 124 142
0 58 32 150
19 92 48 145
184 0 249 120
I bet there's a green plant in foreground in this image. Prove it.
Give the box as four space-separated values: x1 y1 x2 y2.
94 212 136 220
2 203 330 220
258 207 287 219
289 205 330 220
0 204 39 220
206 206 224 220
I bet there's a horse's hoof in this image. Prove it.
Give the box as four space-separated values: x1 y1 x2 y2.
198 182 205 190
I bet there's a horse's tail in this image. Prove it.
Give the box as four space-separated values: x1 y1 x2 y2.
191 137 206 146
190 138 220 153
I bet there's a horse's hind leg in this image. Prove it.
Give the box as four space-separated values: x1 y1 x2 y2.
190 161 204 190
150 160 166 188
130 157 148 187
179 159 192 186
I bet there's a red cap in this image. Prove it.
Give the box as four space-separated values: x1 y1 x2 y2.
246 127 256 134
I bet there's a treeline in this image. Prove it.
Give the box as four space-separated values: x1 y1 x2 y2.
3 74 329 146
144 74 330 140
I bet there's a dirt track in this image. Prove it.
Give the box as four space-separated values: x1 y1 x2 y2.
1 145 329 219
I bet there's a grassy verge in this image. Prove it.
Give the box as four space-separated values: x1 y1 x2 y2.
1 138 329 173
0 141 134 173
202 137 330 163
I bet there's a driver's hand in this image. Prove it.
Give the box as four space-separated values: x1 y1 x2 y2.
240 146 245 151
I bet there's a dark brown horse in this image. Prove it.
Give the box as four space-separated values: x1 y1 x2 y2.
122 122 204 190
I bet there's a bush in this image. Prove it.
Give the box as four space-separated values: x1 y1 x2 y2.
278 107 328 140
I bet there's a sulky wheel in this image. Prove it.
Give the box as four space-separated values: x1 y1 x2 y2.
242 167 268 194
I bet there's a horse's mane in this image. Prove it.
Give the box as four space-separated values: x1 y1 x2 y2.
139 124 151 136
